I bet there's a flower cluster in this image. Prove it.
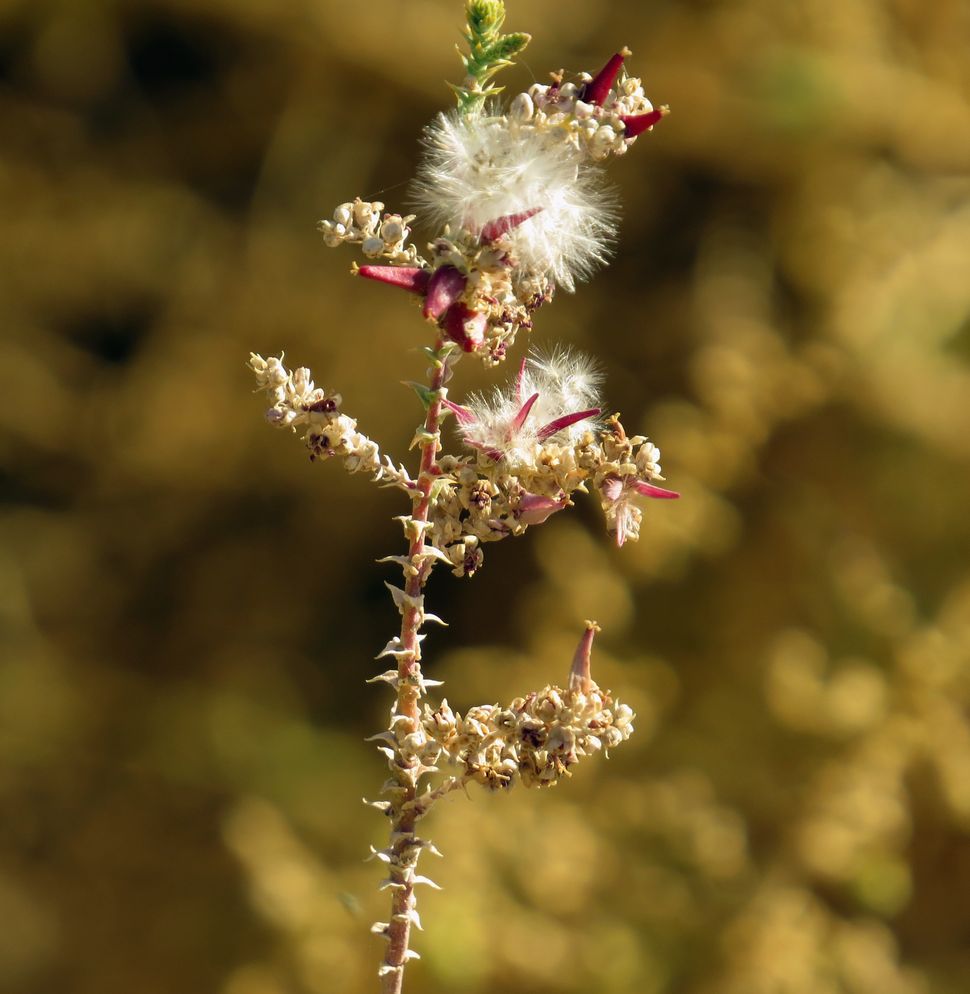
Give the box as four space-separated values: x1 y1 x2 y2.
249 353 412 484
420 622 634 789
250 349 677 576
518 48 668 162
317 199 421 266
418 350 677 574
320 44 666 364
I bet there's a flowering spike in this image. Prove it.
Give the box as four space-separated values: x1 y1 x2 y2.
620 107 667 138
441 302 487 352
632 480 680 499
569 620 601 694
357 265 430 294
536 407 600 442
511 392 540 434
423 265 468 320
582 47 631 106
479 208 543 243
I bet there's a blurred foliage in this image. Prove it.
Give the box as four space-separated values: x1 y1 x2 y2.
2 0 970 992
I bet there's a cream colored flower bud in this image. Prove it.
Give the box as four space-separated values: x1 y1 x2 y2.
333 203 354 226
403 730 428 754
589 125 618 160
573 100 594 120
353 199 379 228
362 236 385 257
320 223 344 248
380 217 406 244
510 92 534 121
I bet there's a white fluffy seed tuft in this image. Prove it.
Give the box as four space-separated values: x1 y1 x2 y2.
412 113 618 292
460 347 603 463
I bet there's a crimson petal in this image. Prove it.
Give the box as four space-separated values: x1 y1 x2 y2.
582 48 630 106
620 108 666 138
511 392 540 434
536 407 600 442
423 265 467 320
633 480 680 499
441 398 476 424
479 208 543 243
357 265 430 294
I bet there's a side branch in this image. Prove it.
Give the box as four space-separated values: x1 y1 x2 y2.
249 354 415 492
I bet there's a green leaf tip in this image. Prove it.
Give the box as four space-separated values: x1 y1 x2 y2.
404 381 438 412
453 0 531 117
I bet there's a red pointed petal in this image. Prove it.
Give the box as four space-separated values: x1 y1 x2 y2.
480 208 543 243
620 108 666 138
511 392 540 434
633 480 680 499
357 265 430 294
441 398 476 424
466 439 504 461
582 49 629 106
423 265 467 320
569 621 600 694
536 407 600 442
441 303 486 353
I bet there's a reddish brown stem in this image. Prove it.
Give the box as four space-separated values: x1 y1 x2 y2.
379 343 450 994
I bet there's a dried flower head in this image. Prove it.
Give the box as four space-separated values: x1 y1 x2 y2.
445 347 602 463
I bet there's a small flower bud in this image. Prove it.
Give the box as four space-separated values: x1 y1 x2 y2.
509 91 534 121
353 199 382 228
589 125 618 159
380 217 406 244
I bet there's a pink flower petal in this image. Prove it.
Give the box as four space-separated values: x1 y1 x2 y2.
600 475 624 502
536 407 600 442
511 392 540 434
516 492 568 526
479 208 543 243
441 398 476 424
423 265 467 320
632 480 680 499
568 621 600 694
357 265 430 294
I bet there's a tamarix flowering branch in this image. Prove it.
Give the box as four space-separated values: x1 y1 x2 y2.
249 3 676 990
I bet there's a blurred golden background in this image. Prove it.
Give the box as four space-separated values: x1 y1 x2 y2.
3 0 970 992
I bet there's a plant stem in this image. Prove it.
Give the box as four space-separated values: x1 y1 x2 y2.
379 343 451 994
